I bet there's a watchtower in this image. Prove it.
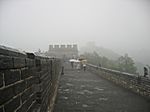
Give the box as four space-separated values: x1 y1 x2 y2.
46 44 78 59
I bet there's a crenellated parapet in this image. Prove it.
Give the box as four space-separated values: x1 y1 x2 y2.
47 44 78 59
49 44 78 50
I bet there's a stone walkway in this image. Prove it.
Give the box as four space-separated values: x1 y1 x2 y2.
53 68 150 112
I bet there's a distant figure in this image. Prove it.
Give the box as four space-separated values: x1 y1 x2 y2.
99 63 101 67
137 75 141 84
71 62 74 68
61 66 64 75
61 61 65 75
83 64 86 71
144 67 148 77
80 63 83 70
76 63 80 72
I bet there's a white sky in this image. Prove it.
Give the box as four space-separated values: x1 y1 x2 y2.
0 0 150 56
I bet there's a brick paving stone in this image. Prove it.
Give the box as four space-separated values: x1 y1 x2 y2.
54 64 150 112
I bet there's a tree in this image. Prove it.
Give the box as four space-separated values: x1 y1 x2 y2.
117 54 137 74
83 52 137 74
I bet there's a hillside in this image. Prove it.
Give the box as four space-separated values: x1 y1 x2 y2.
79 42 147 76
80 42 120 60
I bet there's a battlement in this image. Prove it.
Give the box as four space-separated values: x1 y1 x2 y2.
47 44 78 59
49 44 78 50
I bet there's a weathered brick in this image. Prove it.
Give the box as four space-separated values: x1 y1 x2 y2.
26 53 35 59
0 72 3 87
16 94 36 112
0 47 61 112
0 55 13 69
41 59 47 65
0 46 9 55
4 70 20 86
0 46 26 58
0 86 14 105
29 68 37 77
13 57 26 68
21 68 30 80
26 77 38 88
35 59 41 67
21 87 33 103
26 101 39 112
0 106 4 112
4 96 20 112
25 58 35 67
13 81 26 95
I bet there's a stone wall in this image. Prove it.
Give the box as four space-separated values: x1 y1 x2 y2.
0 46 61 112
87 64 150 99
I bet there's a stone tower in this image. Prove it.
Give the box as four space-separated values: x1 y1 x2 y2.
46 44 78 59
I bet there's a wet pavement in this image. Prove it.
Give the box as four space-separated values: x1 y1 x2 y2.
53 68 150 112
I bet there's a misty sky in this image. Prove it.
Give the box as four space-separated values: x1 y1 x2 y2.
0 0 150 61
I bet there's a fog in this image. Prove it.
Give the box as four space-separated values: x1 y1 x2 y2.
0 0 150 64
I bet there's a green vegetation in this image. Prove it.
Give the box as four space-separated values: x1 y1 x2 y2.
83 52 137 74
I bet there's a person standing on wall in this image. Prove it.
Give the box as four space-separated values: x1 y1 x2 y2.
71 61 74 68
83 64 86 71
144 66 148 77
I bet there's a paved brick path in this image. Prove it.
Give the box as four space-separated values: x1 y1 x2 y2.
53 67 150 112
